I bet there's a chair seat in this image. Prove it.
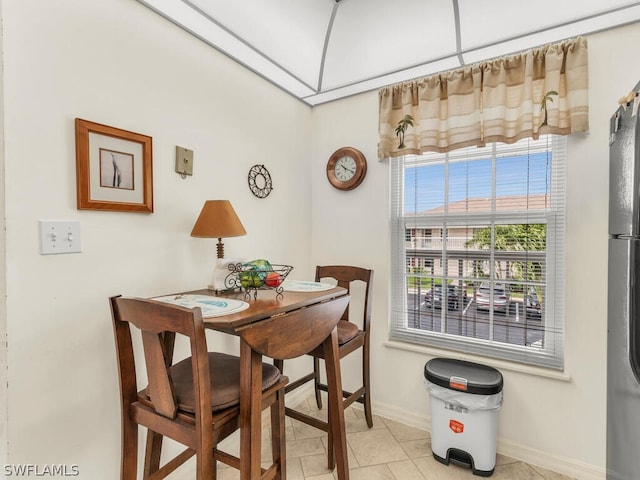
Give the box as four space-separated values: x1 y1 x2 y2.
336 320 360 345
147 352 282 413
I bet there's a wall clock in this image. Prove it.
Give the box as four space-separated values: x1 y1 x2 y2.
326 147 367 191
248 164 273 198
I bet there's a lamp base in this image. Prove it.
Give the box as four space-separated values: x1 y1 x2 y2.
208 258 244 292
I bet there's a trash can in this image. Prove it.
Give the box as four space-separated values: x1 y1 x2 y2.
424 358 503 477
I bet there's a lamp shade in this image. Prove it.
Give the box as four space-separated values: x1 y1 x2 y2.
190 200 246 238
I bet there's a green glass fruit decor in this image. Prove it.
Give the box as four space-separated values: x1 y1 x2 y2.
238 259 271 288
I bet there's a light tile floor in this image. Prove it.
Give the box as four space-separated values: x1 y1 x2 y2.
217 396 577 480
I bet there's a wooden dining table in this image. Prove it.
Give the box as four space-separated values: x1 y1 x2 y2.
184 286 351 480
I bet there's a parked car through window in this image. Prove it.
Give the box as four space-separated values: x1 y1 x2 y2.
476 283 511 313
424 284 468 310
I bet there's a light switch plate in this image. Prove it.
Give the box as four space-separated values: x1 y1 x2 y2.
176 146 194 176
39 221 81 255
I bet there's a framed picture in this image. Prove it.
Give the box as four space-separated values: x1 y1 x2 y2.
75 118 153 213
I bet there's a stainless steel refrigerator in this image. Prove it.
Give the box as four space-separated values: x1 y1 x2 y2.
608 82 640 480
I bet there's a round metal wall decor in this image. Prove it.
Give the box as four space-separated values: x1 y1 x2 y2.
248 164 273 198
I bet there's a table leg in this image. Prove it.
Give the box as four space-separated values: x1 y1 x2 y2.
240 339 263 480
323 328 349 480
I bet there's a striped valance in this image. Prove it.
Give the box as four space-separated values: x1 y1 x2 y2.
378 36 588 158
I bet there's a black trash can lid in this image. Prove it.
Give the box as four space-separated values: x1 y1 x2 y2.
424 358 503 395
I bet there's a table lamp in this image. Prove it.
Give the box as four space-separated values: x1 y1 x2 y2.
191 200 246 290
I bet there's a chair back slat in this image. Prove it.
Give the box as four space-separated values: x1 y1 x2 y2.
141 330 178 418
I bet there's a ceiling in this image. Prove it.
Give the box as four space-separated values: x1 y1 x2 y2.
136 0 640 106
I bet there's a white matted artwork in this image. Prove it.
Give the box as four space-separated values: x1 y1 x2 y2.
75 118 153 213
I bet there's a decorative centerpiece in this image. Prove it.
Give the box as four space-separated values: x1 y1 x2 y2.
224 259 293 299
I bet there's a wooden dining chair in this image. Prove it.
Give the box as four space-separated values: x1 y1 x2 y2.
109 295 288 480
275 265 374 468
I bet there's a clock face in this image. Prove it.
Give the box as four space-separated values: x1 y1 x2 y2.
326 147 367 191
334 156 357 182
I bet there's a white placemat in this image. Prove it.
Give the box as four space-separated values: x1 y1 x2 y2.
281 279 335 292
153 294 249 318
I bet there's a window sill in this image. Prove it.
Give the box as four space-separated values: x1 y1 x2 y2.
383 339 572 382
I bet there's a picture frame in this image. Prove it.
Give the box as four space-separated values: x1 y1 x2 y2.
75 118 153 213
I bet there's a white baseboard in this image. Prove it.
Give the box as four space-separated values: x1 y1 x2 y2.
367 396 431 431
369 397 606 480
497 438 606 480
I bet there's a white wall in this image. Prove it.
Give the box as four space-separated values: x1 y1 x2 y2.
3 0 640 478
310 24 640 480
1 0 312 478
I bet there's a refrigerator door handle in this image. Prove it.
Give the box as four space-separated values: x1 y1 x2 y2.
630 240 640 383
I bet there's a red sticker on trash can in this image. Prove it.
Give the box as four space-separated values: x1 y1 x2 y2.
449 419 464 434
449 376 468 391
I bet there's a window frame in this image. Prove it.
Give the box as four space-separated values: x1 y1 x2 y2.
390 136 566 369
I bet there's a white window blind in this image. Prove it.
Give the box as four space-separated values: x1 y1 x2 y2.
390 135 566 369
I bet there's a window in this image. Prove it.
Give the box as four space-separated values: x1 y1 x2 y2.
390 136 566 369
